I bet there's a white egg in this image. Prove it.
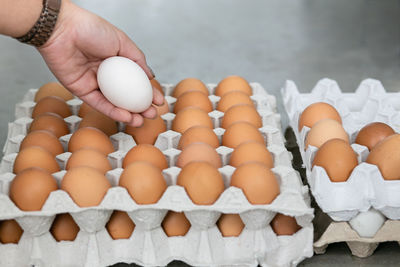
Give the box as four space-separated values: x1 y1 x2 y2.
349 208 386 238
97 56 153 113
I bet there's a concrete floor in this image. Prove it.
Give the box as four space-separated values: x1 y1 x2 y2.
1 0 399 265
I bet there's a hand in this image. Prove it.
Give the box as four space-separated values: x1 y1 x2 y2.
37 0 163 127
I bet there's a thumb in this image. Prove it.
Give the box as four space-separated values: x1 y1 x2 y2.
117 30 155 79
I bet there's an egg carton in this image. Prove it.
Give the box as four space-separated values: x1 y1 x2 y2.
281 78 400 221
0 162 312 267
312 203 400 258
4 82 282 156
0 82 313 266
283 126 400 258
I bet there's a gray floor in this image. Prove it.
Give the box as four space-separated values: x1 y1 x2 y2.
1 0 400 265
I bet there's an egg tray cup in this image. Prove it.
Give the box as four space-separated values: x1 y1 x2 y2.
0 83 314 266
281 78 400 257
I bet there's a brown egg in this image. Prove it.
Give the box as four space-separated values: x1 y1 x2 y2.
222 122 265 149
78 110 118 136
119 161 167 204
230 162 280 204
78 102 95 118
305 119 349 149
29 112 69 138
20 130 63 156
178 126 219 150
68 127 114 155
151 79 163 94
0 220 23 244
10 167 58 211
162 211 191 237
355 122 395 151
298 102 342 131
271 214 301 236
217 214 245 237
61 166 111 207
172 107 213 134
312 139 358 182
176 142 222 168
221 104 262 129
35 82 74 102
366 134 400 180
13 146 60 174
123 144 168 170
229 141 273 168
32 96 72 118
50 213 80 241
217 91 254 112
173 91 213 114
215 76 252 97
177 161 224 205
106 211 135 240
125 116 166 145
173 78 209 98
154 97 170 115
66 148 112 174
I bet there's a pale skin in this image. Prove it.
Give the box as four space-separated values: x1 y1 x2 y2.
0 0 163 127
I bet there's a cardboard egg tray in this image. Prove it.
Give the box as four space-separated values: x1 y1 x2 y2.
282 78 400 257
0 82 313 267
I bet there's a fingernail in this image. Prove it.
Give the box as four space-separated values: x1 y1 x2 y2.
148 65 155 78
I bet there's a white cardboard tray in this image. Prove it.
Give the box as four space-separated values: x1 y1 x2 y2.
0 82 313 267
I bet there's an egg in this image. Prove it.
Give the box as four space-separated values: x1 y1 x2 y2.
125 116 166 145
177 161 224 205
312 139 358 182
217 214 245 237
271 214 301 236
176 142 222 168
66 148 112 174
20 130 63 156
298 102 342 131
162 211 191 237
119 161 167 204
154 97 170 115
173 78 209 98
173 91 213 113
0 220 23 244
230 162 280 204
229 141 273 168
150 79 163 94
29 112 69 138
217 91 254 112
215 76 252 97
78 102 95 117
172 107 213 134
366 134 400 180
305 119 348 149
13 146 60 174
50 213 80 241
177 126 219 150
221 104 262 129
97 56 153 113
61 166 111 207
78 110 118 136
10 167 58 211
123 144 168 170
106 211 135 240
32 96 72 118
222 121 265 148
355 122 395 151
68 127 115 155
34 82 74 102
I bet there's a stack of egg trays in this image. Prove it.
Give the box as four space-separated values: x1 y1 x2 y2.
0 82 313 267
281 78 400 257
